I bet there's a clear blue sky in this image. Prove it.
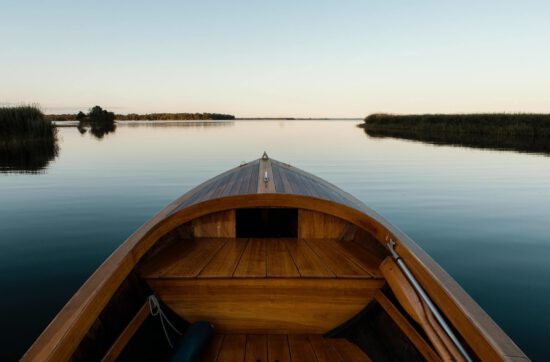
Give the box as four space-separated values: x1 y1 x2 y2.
1 1 549 117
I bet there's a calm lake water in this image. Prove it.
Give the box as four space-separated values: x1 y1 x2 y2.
1 120 549 360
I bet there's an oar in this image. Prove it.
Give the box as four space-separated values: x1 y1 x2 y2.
380 257 463 361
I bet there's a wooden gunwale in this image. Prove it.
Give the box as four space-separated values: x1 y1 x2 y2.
22 192 527 361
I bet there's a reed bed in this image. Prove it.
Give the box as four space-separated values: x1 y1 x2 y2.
361 113 550 138
0 106 57 142
361 113 550 155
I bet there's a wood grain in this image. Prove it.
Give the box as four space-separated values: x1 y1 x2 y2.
304 239 371 278
298 209 349 239
258 158 276 194
234 238 267 277
267 239 300 277
288 335 318 362
201 334 224 362
267 335 291 362
217 334 246 362
283 239 334 277
245 335 267 362
193 210 236 238
374 291 441 362
146 278 383 334
308 334 344 362
199 239 249 278
326 338 372 362
23 158 528 362
100 302 149 362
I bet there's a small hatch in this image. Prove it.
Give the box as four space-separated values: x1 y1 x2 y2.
236 208 298 238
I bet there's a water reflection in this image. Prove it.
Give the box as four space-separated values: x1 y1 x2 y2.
77 122 117 139
362 127 550 156
0 140 58 173
122 120 234 128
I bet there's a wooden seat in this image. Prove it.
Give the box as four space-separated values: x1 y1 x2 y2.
203 334 372 362
140 238 384 334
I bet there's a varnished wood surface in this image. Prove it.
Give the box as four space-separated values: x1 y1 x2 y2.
146 278 384 333
205 334 371 362
258 158 276 193
172 157 369 215
298 209 349 239
374 291 441 362
100 302 149 362
23 156 529 361
140 238 381 279
192 210 236 238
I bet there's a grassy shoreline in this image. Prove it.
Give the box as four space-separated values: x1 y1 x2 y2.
360 113 550 155
1 106 57 142
360 113 550 137
0 106 58 172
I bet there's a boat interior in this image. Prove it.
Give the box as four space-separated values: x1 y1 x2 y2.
98 207 438 361
23 156 528 362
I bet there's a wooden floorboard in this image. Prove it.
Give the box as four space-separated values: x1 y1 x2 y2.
202 334 224 362
207 334 371 362
288 335 318 362
216 334 246 362
165 238 227 277
326 339 372 362
304 239 371 278
267 239 300 277
234 238 267 277
199 239 249 278
267 335 291 362
245 335 268 362
308 334 343 362
283 239 334 278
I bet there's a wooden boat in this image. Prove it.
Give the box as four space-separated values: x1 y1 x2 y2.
23 153 528 361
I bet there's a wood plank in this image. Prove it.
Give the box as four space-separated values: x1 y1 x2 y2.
267 239 300 277
333 239 382 278
380 257 456 361
202 334 224 362
146 278 383 334
283 239 334 278
217 334 246 362
308 335 343 362
258 159 276 193
245 335 268 362
304 239 371 278
374 292 441 362
192 210 236 238
267 335 291 362
101 302 149 362
23 189 527 362
233 238 266 277
139 240 195 278
288 335 318 362
162 238 227 277
199 239 249 278
298 209 349 239
326 339 371 362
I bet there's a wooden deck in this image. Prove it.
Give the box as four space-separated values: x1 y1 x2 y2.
140 238 385 334
203 334 372 362
140 238 383 279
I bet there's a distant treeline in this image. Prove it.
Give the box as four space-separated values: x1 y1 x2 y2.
360 113 550 155
46 112 235 121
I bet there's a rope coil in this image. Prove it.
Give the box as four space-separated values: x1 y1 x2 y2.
148 294 182 348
